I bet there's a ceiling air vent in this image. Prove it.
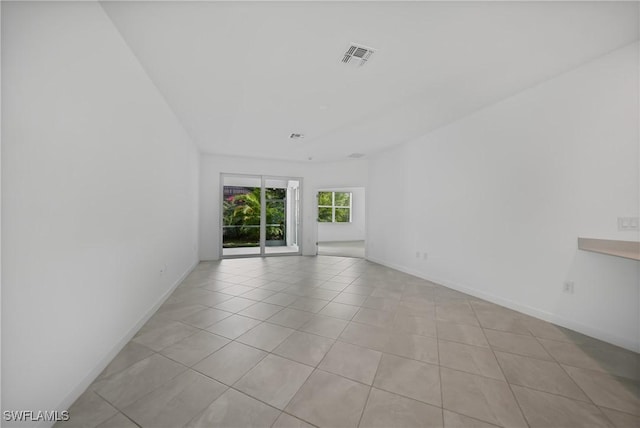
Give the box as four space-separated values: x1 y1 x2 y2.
348 153 365 159
342 43 376 67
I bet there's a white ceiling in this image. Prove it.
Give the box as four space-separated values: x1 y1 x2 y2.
100 1 639 162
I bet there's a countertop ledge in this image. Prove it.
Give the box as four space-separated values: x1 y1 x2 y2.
578 237 640 261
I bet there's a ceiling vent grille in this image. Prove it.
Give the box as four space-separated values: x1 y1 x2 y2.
342 43 375 67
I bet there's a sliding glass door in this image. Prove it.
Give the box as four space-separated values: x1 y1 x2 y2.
221 174 301 257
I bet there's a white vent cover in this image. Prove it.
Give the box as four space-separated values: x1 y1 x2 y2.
348 153 365 158
342 43 376 67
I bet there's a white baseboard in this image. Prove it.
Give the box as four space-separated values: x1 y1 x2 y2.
366 256 639 353
54 258 200 419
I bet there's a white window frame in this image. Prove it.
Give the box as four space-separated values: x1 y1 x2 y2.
318 191 352 223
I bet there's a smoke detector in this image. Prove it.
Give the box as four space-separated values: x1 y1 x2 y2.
342 43 376 67
290 133 305 140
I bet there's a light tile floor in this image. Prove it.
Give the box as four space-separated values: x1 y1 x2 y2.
58 256 639 428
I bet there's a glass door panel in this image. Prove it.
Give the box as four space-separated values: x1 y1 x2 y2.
265 178 300 255
222 175 262 257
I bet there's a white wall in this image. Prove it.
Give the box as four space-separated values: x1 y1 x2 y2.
1 0 4 415
317 187 366 242
200 155 367 260
2 2 200 423
368 42 640 352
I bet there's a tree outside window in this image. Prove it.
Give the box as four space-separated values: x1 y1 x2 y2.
318 191 352 223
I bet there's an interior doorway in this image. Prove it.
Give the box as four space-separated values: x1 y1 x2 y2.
221 174 301 258
316 187 365 258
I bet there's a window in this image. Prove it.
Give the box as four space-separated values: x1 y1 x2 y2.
318 191 352 223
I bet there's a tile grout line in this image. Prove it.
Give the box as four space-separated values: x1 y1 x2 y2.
469 302 532 428
118 411 143 428
596 404 640 421
442 408 504 428
530 332 616 420
355 351 382 428
435 319 446 427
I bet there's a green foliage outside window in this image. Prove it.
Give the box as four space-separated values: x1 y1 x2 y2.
318 192 332 206
318 191 352 223
335 208 350 222
318 207 333 222
334 192 350 206
223 187 287 247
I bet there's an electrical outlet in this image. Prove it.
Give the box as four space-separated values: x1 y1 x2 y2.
618 217 639 231
563 281 574 294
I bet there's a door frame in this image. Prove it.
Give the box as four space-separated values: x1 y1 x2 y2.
315 186 366 258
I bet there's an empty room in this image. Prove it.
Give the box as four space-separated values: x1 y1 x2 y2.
2 1 639 427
